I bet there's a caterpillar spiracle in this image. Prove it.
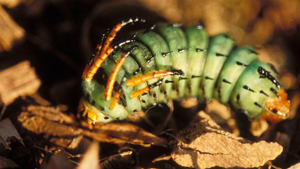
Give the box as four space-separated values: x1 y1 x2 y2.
79 18 290 126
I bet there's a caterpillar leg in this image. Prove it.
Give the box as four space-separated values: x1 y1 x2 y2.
127 70 183 87
82 18 145 81
151 99 175 135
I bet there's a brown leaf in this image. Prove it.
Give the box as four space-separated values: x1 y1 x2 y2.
288 162 300 169
82 123 167 147
0 61 41 105
76 141 100 169
18 106 82 149
171 111 283 168
0 156 19 168
42 152 75 169
0 118 24 150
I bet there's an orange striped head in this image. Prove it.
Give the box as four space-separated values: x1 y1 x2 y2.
263 89 290 123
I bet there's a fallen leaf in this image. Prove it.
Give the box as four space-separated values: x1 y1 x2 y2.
0 118 24 150
82 123 167 147
76 141 100 169
100 150 137 169
171 111 283 168
288 162 300 169
42 152 75 169
18 106 82 149
0 156 19 168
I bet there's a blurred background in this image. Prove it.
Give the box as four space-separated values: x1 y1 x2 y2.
1 0 300 168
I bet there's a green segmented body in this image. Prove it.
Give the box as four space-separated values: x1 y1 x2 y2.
81 23 284 123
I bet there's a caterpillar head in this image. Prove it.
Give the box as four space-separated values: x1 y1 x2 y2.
263 89 290 123
78 99 113 129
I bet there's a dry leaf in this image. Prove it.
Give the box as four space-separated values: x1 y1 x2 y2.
18 106 82 149
0 156 19 168
76 141 100 169
82 123 167 147
171 111 283 168
0 118 24 150
42 152 75 169
0 61 41 105
100 150 137 169
288 162 300 169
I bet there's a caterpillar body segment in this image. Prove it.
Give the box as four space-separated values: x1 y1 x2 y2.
79 19 290 125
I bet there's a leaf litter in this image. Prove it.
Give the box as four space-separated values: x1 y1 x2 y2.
171 111 283 168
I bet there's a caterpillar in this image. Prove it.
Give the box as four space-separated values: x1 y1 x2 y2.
79 18 290 126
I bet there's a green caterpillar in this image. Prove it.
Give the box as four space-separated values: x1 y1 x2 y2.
79 18 290 126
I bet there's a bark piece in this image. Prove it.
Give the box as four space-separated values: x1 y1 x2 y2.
171 111 283 168
0 118 24 150
0 61 41 105
0 5 24 51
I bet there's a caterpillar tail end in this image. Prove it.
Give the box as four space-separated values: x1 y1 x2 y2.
263 89 290 123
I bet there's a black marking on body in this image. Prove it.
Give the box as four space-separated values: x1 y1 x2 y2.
162 51 172 57
270 88 279 97
133 109 138 113
99 106 105 111
216 53 228 57
172 69 184 75
248 49 258 54
104 116 109 120
133 67 143 75
260 90 269 97
152 93 156 98
205 76 214 80
146 56 155 63
141 100 146 103
149 79 163 89
178 48 188 54
254 102 262 108
163 91 167 95
141 92 147 96
196 48 207 52
257 66 281 88
222 79 231 84
243 85 255 92
236 94 240 102
116 117 120 121
236 61 248 67
217 87 221 99
179 77 188 80
192 75 201 78
165 80 174 83
223 34 230 38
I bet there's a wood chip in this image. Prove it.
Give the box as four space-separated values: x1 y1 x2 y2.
18 106 82 149
0 5 24 51
0 118 24 150
0 61 41 105
171 111 283 168
81 123 168 147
